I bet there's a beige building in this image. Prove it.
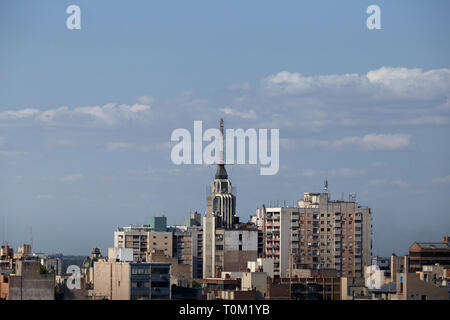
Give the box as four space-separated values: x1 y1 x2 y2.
148 231 173 257
247 258 275 278
241 272 268 299
93 260 171 300
146 249 190 287
173 228 203 279
394 272 448 300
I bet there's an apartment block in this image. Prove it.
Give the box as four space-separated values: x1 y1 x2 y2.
173 229 203 279
93 260 171 300
409 236 450 272
114 225 152 261
148 231 173 257
253 188 372 278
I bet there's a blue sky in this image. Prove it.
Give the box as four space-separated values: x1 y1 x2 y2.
1 0 449 256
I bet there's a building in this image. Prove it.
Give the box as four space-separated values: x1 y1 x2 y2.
81 247 105 287
267 276 341 300
341 277 370 300
416 264 449 287
409 236 450 272
253 183 372 278
41 256 62 275
204 226 258 279
241 272 268 299
114 225 152 261
203 121 258 278
394 271 448 300
108 248 134 262
173 229 203 279
93 260 171 300
7 260 55 300
13 244 33 260
146 249 191 287
205 119 236 229
148 231 173 257
247 258 275 278
184 212 202 227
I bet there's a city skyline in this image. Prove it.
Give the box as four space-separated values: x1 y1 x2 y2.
1 0 450 257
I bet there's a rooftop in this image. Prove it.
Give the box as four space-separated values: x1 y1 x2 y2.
414 242 450 250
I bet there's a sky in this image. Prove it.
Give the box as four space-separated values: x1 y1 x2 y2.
0 0 449 257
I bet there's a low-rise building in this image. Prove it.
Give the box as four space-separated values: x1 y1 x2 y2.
93 260 171 300
241 272 268 299
7 260 55 300
409 237 450 272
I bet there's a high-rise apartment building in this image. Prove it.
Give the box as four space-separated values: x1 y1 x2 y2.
253 185 372 278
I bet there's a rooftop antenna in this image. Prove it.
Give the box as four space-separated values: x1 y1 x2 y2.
219 118 224 165
30 226 33 251
2 216 5 245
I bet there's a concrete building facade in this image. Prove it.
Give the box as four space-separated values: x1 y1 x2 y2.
409 237 450 272
253 188 372 278
93 260 171 300
8 260 55 300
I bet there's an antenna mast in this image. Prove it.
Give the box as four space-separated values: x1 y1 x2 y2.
219 118 224 165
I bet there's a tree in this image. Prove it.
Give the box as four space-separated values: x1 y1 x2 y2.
40 264 49 274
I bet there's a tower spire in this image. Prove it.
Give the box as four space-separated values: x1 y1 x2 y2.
219 118 224 165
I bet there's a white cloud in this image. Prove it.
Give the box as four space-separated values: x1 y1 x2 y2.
0 103 151 127
220 107 257 119
0 108 40 120
360 134 411 150
432 174 450 184
263 67 450 100
2 67 449 133
304 133 411 151
391 180 410 188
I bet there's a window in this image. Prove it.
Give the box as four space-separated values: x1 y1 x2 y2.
239 245 242 251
